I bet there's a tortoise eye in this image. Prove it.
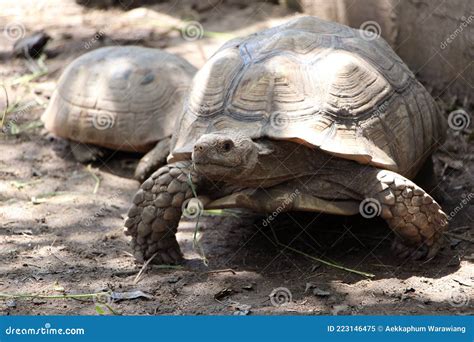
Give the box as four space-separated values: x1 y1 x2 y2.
222 141 233 152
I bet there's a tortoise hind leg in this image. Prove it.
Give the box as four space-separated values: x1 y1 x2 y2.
124 161 197 263
358 169 448 259
413 156 443 202
69 140 106 162
134 137 170 182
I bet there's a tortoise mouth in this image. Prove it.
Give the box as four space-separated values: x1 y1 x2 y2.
193 160 241 174
192 150 244 170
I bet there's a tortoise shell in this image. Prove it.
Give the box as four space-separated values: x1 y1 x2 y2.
170 17 446 177
42 46 196 152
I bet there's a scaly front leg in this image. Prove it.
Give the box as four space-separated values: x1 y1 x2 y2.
134 137 170 182
124 161 198 263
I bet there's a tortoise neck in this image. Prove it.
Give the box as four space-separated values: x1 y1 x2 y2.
222 139 335 188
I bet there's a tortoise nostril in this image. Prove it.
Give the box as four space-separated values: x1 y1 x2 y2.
194 145 204 152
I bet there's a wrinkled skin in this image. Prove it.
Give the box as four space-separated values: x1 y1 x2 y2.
125 130 448 264
192 132 262 183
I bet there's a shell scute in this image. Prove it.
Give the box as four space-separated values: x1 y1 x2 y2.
171 17 445 176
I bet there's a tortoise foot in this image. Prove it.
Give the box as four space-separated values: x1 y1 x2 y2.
131 234 183 264
124 161 196 264
369 170 448 260
70 141 105 163
134 138 171 183
391 238 432 260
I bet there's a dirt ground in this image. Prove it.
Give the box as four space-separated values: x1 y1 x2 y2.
0 0 473 315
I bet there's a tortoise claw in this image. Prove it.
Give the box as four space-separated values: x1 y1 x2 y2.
391 238 436 260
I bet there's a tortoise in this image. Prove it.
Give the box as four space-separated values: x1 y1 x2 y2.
124 16 448 264
42 46 197 181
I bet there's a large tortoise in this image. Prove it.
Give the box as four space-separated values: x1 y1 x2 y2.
124 17 448 264
42 46 196 181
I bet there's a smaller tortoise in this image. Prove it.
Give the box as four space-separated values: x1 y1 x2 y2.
42 46 197 181
125 17 448 264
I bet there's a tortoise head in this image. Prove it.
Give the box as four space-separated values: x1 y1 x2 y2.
192 131 271 181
